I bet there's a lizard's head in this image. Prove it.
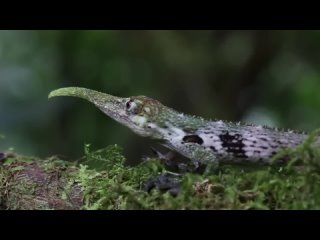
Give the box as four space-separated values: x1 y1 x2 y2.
48 87 170 138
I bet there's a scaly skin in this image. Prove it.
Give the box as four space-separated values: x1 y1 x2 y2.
48 87 314 173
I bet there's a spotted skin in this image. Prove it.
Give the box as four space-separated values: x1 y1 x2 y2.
48 87 316 173
165 122 308 167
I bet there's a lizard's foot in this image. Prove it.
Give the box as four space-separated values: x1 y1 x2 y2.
147 147 221 175
143 173 182 197
148 147 190 173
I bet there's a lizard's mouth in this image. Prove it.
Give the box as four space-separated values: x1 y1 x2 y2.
98 106 129 124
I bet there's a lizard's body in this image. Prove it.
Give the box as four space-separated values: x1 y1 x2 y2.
159 119 307 165
48 87 314 173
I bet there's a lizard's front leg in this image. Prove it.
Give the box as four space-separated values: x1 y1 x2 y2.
143 145 219 197
148 146 204 174
149 147 186 173
149 140 221 174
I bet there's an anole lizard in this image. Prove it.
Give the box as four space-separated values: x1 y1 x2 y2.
48 87 315 176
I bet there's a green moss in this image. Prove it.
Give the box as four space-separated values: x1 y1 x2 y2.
2 129 320 209
0 153 82 209
71 129 320 210
72 144 165 210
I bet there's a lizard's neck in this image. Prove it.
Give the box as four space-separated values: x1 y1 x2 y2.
164 111 208 132
147 109 208 141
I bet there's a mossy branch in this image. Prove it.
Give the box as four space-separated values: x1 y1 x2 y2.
0 145 164 210
1 129 320 210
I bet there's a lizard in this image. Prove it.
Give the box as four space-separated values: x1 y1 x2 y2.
48 87 317 194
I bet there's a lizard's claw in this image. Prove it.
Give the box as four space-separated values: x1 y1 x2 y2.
141 147 171 162
150 147 175 161
149 147 191 173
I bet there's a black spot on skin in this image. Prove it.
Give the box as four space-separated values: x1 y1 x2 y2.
147 126 152 129
261 146 268 150
210 146 217 152
254 150 261 154
234 135 242 140
168 133 172 136
210 136 213 139
260 137 268 142
253 141 257 144
250 145 255 147
219 132 247 158
182 135 204 145
271 151 277 156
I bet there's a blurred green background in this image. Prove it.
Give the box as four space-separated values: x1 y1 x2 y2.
1 30 320 165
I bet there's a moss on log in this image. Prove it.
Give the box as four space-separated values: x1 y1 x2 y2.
0 145 164 210
0 154 83 209
1 130 320 210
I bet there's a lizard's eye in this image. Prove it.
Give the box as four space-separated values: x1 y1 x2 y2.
125 99 137 113
126 99 132 109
